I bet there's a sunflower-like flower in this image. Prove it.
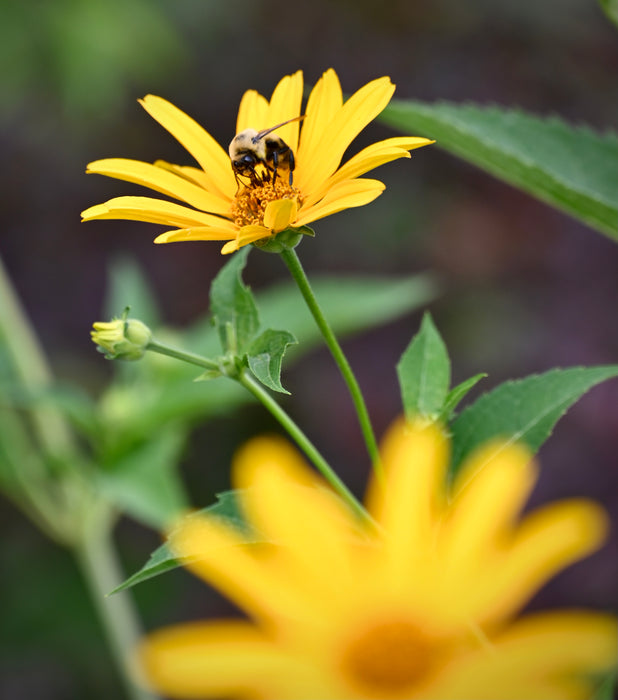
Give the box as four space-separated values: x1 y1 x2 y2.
140 421 617 699
81 69 432 254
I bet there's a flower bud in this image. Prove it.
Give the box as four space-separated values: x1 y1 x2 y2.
91 315 152 360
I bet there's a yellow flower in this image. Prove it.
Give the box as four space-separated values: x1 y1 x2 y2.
139 422 617 699
91 315 152 360
81 69 433 254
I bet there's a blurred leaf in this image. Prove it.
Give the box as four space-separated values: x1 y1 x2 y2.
593 670 617 700
440 373 487 423
451 366 618 472
98 427 189 528
599 0 618 27
257 273 438 348
397 313 450 420
110 490 259 594
210 248 259 354
247 329 297 394
104 256 161 328
380 101 618 240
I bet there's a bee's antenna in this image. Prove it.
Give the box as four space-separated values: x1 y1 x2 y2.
253 115 305 142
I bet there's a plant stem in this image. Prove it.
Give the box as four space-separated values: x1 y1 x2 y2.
238 370 371 523
146 339 371 522
75 506 160 700
279 248 384 482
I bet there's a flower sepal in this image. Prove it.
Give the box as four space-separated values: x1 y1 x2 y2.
253 225 315 254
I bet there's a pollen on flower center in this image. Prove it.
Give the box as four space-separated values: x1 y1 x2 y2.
339 618 437 696
231 180 301 228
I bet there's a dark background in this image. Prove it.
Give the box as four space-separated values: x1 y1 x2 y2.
1 1 617 697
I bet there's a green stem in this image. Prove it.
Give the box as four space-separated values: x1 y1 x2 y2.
239 370 371 523
279 248 383 482
146 340 371 523
75 506 160 700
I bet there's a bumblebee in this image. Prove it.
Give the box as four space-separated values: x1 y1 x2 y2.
228 115 304 187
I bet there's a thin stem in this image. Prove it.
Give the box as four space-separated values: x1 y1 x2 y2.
75 506 160 700
147 340 220 370
279 248 384 482
239 370 371 524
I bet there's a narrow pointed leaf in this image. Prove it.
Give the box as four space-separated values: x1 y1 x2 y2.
440 373 487 423
397 312 450 420
380 101 618 240
451 365 618 472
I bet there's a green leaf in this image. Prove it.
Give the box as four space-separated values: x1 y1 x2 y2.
451 366 618 472
247 329 297 394
599 0 618 27
593 670 617 700
397 312 450 420
440 373 487 422
109 490 259 594
380 101 618 241
210 247 259 353
98 427 189 528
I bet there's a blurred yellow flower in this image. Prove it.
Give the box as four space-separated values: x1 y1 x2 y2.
81 69 432 254
140 422 616 699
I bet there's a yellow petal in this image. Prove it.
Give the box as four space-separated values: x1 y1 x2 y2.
476 499 609 623
263 198 298 232
233 436 358 604
264 70 304 152
236 89 269 132
169 516 307 624
366 420 449 586
308 136 433 207
434 612 618 700
139 95 236 200
295 76 395 195
293 178 385 227
86 158 232 215
295 69 343 182
81 196 237 229
220 225 271 255
154 226 238 244
140 621 287 698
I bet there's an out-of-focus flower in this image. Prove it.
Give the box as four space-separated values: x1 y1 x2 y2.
81 69 432 254
139 421 617 699
91 315 152 360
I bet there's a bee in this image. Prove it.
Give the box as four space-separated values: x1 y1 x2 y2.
228 115 304 188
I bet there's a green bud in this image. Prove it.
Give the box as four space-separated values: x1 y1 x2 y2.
91 314 152 361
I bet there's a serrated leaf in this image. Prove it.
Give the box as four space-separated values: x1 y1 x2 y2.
451 366 618 472
397 312 450 420
109 490 260 594
440 373 487 423
210 247 259 353
380 101 618 240
599 0 618 27
247 329 297 394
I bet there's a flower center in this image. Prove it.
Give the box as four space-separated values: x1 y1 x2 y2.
231 180 301 228
339 618 436 697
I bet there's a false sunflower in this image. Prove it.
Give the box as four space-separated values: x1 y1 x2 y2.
140 422 617 700
81 69 432 254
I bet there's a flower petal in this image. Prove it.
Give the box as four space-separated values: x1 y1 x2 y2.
236 89 269 132
86 158 232 215
295 69 343 182
139 95 236 199
263 198 298 232
81 196 236 229
154 226 238 244
264 70 304 152
220 225 271 255
295 76 395 195
293 178 385 227
303 136 433 208
140 621 288 699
